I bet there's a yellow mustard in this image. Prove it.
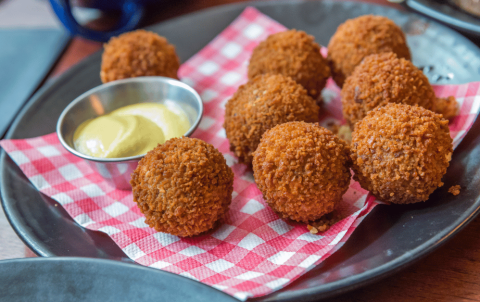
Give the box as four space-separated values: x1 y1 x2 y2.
73 103 190 158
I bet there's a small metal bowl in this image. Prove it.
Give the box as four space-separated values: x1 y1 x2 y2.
57 77 203 190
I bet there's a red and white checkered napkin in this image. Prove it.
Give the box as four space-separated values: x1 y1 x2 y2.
2 7 480 300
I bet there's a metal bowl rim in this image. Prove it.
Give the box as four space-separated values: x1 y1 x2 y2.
56 76 204 163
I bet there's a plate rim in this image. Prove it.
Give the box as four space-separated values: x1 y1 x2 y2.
2 1 480 301
0 256 237 301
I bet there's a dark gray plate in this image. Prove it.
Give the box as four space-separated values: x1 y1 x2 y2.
0 257 237 302
2 1 480 302
404 0 480 37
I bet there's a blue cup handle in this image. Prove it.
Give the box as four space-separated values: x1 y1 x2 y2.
49 0 144 42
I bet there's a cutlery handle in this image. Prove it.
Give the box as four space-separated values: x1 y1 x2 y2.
404 0 480 37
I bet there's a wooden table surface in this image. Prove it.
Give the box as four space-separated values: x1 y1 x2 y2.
1 0 480 301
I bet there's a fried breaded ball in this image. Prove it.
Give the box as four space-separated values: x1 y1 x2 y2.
130 137 234 237
248 29 331 100
224 74 320 165
253 122 351 223
327 15 411 87
342 52 435 126
351 103 453 204
100 29 180 83
434 96 459 120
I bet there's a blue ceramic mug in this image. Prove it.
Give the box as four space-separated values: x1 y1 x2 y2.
49 0 156 42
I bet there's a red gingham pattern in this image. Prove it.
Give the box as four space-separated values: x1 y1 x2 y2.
1 7 479 300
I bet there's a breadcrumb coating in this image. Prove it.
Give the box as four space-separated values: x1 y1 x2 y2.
327 122 353 144
130 137 234 237
100 30 180 83
351 103 453 204
248 29 331 100
307 212 341 234
224 74 320 165
327 15 411 87
434 96 459 120
253 122 351 222
448 185 461 196
342 52 435 126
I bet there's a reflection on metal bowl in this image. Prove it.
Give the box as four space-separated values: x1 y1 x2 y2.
56 76 203 189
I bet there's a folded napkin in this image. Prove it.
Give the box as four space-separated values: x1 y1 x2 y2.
2 7 479 300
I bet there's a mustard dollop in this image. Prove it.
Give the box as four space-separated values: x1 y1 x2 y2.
73 103 190 158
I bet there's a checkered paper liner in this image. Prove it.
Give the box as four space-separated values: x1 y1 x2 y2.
2 7 480 300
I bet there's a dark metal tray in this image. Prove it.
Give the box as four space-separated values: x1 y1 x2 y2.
2 1 480 301
0 257 236 302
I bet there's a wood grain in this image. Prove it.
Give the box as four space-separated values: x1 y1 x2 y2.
330 217 480 302
1 0 480 301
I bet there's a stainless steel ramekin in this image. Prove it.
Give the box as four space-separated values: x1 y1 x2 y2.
57 77 203 190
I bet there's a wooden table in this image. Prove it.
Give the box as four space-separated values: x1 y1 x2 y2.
1 0 480 301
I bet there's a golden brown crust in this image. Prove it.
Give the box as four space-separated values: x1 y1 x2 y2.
351 103 453 204
252 122 351 222
327 122 353 144
327 15 411 87
341 52 435 126
224 74 320 165
248 29 331 100
307 212 342 234
434 96 459 120
130 137 234 237
100 29 180 83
